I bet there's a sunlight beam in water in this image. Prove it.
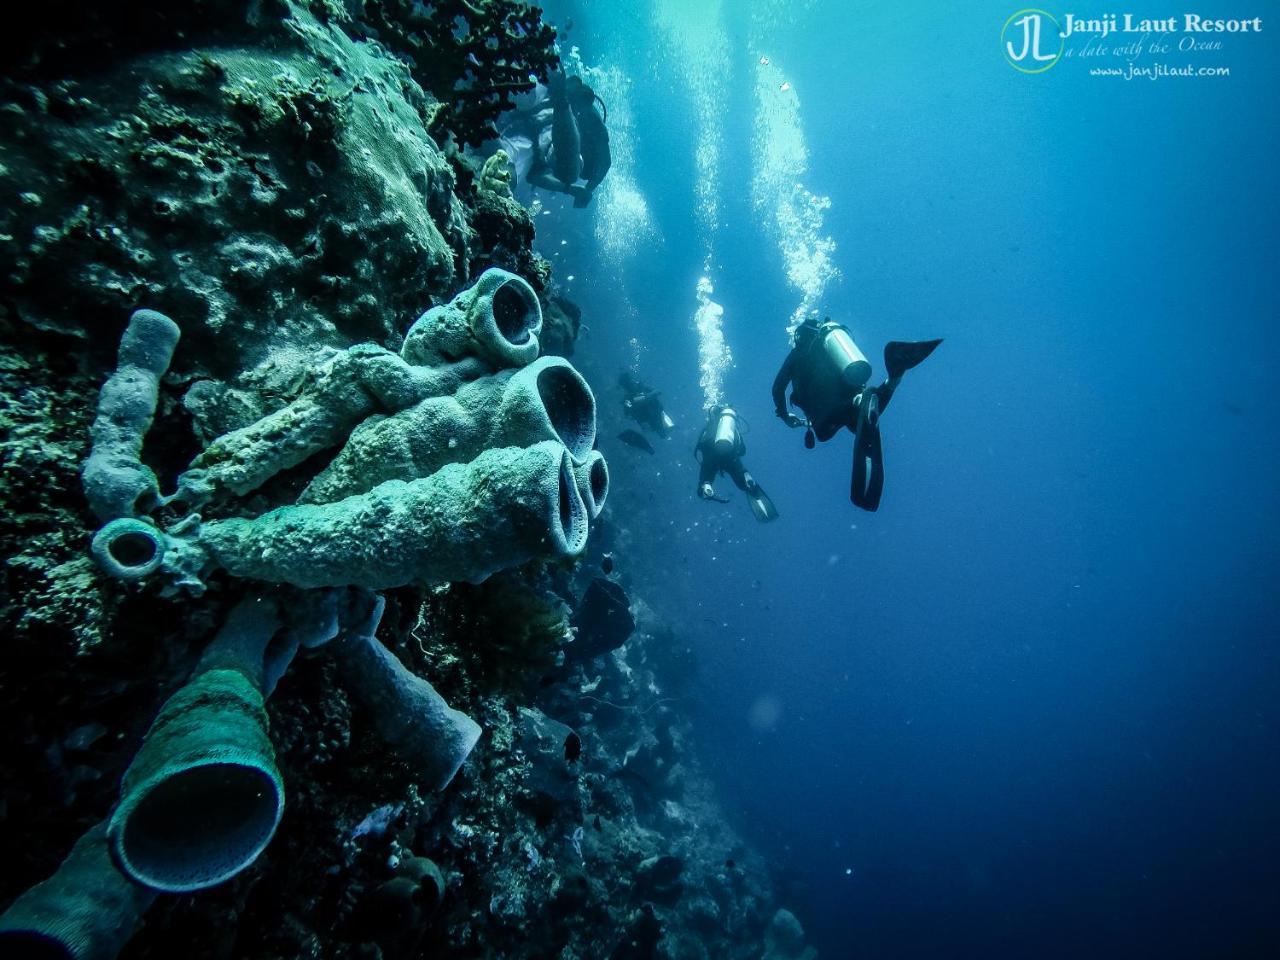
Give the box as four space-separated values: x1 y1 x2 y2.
564 47 660 266
694 276 732 410
652 0 734 408
749 4 839 337
652 0 729 263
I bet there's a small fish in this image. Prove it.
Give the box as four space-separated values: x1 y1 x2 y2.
618 429 655 454
780 81 791 92
759 56 770 65
601 552 615 574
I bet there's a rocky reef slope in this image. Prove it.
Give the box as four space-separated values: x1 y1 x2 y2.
0 3 816 958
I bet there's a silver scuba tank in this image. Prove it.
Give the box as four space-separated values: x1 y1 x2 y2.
713 407 740 456
821 325 872 389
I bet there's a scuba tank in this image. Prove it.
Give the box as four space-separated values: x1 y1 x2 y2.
548 76 582 186
821 324 872 389
793 322 872 440
712 407 740 457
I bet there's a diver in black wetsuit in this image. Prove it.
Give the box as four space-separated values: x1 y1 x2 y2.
695 405 778 523
619 371 674 438
523 73 611 208
773 314 941 511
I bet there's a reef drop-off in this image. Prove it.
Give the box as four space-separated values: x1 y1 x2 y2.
0 3 817 958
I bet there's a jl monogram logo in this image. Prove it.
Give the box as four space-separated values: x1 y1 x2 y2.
1002 9 1065 72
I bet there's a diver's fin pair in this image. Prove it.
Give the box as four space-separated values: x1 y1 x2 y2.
748 486 779 523
850 392 884 511
884 339 943 381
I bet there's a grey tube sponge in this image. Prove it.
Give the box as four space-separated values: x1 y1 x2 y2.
300 356 598 503
93 441 589 592
332 592 481 792
108 597 287 893
173 345 487 508
204 441 589 589
0 823 155 960
82 309 181 522
573 450 609 519
401 267 543 369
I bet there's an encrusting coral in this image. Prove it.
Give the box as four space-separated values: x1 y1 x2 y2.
354 0 560 147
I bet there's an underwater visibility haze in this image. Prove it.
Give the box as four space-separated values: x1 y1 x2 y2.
0 1 1277 958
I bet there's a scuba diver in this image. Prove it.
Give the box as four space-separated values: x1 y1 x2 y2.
695 405 778 523
619 370 674 438
773 315 941 511
508 71 610 208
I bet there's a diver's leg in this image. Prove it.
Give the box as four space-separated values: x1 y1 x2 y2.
733 460 779 522
850 398 885 511
726 459 752 493
697 458 717 499
527 169 572 195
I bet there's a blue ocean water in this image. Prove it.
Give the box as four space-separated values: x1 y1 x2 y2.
535 1 1280 956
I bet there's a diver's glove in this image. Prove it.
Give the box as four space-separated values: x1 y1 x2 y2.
778 411 804 428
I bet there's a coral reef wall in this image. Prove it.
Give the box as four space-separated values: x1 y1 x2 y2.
0 3 811 958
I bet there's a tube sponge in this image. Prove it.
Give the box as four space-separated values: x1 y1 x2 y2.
81 309 180 522
333 593 481 792
108 667 283 892
109 596 287 893
401 268 543 370
130 440 587 591
573 450 609 519
0 823 155 960
300 356 598 503
173 345 486 509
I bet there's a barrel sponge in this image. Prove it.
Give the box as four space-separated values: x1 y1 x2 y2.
517 706 582 803
334 594 481 792
573 450 609 519
401 267 542 370
567 577 635 663
299 356 598 504
198 440 589 590
0 823 155 960
108 667 284 893
81 309 181 522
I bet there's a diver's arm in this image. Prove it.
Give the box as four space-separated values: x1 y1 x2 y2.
772 351 800 423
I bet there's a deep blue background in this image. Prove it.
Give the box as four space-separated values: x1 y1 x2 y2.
534 2 1280 956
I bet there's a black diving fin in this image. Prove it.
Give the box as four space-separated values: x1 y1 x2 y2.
883 339 943 380
747 486 779 523
850 391 885 511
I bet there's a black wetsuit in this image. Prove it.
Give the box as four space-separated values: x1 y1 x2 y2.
695 421 751 494
625 390 668 436
525 75 610 207
772 333 852 442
